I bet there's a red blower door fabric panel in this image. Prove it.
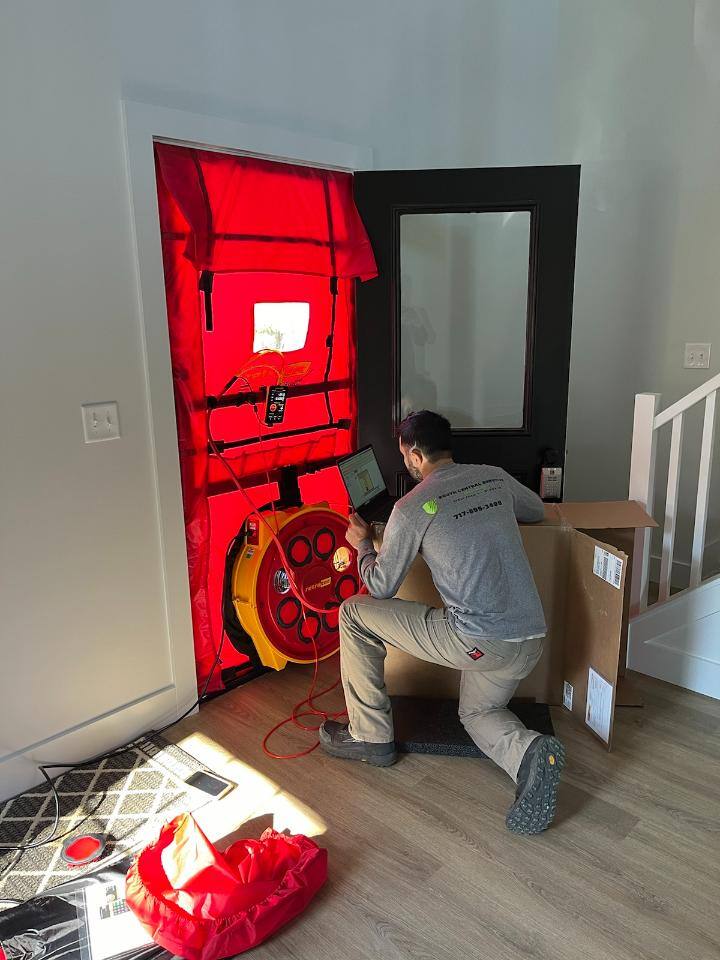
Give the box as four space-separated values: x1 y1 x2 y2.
203 271 357 487
154 144 376 692
126 814 327 960
155 143 377 279
155 164 218 690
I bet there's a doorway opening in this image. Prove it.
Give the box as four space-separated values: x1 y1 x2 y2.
154 143 377 698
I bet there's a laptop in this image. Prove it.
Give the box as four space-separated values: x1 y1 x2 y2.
337 445 397 523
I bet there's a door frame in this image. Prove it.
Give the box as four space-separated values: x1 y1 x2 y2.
122 100 373 721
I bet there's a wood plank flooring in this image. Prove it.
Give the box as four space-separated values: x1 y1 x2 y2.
168 660 720 960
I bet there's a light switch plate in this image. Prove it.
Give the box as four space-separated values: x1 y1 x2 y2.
684 342 711 369
82 402 121 443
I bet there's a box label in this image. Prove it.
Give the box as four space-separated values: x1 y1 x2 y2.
593 546 623 589
585 667 613 742
563 680 574 711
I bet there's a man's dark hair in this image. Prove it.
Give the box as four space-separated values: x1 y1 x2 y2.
397 410 452 461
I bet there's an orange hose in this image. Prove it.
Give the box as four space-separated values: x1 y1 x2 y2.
209 374 365 758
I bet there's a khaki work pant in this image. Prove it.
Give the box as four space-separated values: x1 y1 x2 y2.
339 595 544 781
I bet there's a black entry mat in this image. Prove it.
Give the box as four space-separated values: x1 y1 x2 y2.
391 697 554 757
0 735 220 902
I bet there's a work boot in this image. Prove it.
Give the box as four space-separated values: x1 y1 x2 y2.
505 735 565 835
319 720 397 767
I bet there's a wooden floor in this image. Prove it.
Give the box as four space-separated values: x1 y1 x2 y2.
169 660 720 960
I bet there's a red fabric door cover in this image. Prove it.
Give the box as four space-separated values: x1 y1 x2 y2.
154 144 377 692
155 143 377 279
126 813 327 959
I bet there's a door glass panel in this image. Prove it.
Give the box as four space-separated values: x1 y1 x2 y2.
400 210 531 429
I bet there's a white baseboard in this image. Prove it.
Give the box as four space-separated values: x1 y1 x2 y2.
0 685 196 801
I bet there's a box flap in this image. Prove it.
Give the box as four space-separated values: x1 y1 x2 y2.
562 529 627 749
518 503 563 527
518 525 569 703
557 500 657 531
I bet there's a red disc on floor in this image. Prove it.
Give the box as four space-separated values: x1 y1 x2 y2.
60 833 107 866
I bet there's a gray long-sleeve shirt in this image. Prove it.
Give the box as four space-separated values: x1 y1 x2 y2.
356 462 547 641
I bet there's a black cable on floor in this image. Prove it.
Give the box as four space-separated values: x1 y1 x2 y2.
0 631 226 860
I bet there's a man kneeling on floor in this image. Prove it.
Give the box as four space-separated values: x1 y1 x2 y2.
319 410 565 835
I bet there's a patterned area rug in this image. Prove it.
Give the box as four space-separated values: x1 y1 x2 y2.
0 735 221 901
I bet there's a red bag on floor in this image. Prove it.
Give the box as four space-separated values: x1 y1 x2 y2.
125 813 327 960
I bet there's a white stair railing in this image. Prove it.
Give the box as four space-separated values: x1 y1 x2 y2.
629 372 720 617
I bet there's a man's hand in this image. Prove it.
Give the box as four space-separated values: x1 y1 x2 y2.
346 511 371 549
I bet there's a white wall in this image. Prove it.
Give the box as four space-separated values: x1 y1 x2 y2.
1 0 714 796
643 1 720 579
0 2 179 797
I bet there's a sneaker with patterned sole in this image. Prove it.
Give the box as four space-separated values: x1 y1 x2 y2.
506 735 565 835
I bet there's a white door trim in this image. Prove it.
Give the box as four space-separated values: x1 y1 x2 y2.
121 100 373 726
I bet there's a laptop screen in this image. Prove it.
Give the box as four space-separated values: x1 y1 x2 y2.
337 446 388 509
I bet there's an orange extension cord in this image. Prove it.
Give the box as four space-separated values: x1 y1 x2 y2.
208 371 365 759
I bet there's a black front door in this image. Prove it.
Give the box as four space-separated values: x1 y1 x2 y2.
354 165 579 495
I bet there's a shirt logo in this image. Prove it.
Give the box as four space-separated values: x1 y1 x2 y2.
467 647 485 661
422 499 438 515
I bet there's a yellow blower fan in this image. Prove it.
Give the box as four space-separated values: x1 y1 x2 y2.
231 504 359 670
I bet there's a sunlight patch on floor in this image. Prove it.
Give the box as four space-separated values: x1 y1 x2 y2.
174 730 327 840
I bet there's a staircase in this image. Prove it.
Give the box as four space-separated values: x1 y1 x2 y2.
627 373 720 699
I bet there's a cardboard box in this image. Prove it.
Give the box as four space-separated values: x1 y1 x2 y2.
380 501 656 749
